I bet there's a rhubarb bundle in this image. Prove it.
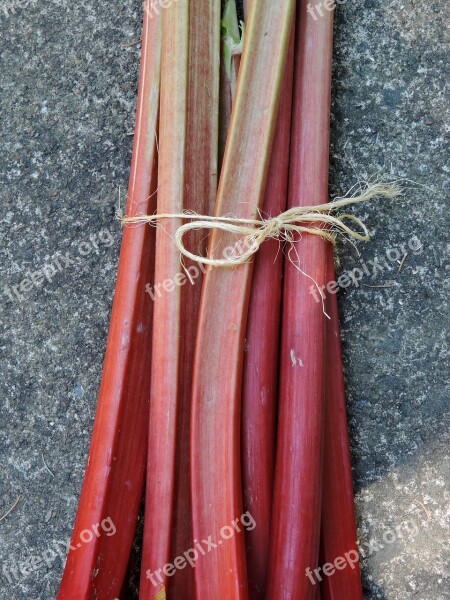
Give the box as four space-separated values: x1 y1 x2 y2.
59 1 367 598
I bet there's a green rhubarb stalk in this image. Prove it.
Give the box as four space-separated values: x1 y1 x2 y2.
219 0 244 165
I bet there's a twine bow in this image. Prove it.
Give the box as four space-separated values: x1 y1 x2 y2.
121 182 401 267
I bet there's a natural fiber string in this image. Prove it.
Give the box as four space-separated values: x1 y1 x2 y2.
121 182 402 267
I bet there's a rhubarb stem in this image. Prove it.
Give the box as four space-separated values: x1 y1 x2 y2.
219 0 244 165
320 247 363 600
57 3 161 597
139 0 189 595
191 2 295 598
266 0 334 596
167 0 221 597
139 1 221 598
241 23 296 600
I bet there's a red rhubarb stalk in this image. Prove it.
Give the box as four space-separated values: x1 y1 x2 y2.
190 2 295 598
57 4 161 598
266 0 334 597
241 26 295 600
320 247 363 600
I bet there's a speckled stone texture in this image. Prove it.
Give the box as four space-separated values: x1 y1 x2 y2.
0 0 448 598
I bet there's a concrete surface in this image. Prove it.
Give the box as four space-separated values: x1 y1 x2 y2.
0 0 448 598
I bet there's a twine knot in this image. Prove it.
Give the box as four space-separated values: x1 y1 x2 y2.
121 182 401 267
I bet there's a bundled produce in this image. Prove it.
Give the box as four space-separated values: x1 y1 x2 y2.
59 1 399 598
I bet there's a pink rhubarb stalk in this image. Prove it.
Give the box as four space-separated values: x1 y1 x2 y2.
139 1 221 598
241 27 295 600
139 0 189 595
168 0 221 597
266 0 334 597
190 2 295 598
